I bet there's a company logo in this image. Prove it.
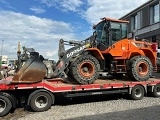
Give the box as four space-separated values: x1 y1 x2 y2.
67 44 90 58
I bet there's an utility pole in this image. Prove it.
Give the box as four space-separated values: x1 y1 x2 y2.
1 40 4 56
1 40 4 69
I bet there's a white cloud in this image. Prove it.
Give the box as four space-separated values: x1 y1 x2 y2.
83 0 147 24
29 6 46 14
46 51 57 57
39 0 83 12
60 0 83 12
39 0 147 25
0 11 76 61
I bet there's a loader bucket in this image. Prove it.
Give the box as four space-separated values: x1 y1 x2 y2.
12 52 47 83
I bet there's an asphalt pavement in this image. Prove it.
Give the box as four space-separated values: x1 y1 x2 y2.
66 105 160 120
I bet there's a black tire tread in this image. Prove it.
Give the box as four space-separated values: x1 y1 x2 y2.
30 92 52 112
151 84 160 97
130 85 144 100
0 96 12 117
127 56 153 81
71 55 100 84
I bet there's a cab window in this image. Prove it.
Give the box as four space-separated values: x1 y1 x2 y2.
94 21 108 43
110 22 121 42
110 22 127 43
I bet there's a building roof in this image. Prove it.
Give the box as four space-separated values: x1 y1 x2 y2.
120 0 158 19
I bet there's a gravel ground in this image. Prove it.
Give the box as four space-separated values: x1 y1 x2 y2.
2 95 160 120
1 72 160 120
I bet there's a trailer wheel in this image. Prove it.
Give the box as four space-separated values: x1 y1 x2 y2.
127 56 153 81
151 84 160 97
71 55 100 84
30 92 52 112
0 96 12 117
130 85 144 100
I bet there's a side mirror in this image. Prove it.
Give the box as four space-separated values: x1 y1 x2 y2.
93 31 97 37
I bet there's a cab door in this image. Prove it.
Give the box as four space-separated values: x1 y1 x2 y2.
96 22 109 51
108 22 127 56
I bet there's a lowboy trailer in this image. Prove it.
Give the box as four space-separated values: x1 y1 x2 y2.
0 76 160 117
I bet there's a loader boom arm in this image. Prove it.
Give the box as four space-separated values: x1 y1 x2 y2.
53 39 91 78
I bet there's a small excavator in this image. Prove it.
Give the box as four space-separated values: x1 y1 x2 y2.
12 17 158 84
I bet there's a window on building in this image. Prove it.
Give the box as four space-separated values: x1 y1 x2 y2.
153 4 159 23
131 11 141 31
131 14 138 31
150 4 160 24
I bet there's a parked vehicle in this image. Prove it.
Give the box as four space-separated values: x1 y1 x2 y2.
13 18 157 84
1 55 9 69
0 17 159 117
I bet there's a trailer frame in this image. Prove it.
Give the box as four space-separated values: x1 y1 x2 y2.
0 77 160 117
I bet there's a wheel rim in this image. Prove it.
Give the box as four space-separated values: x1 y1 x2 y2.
35 95 48 108
0 99 6 113
78 61 95 78
156 86 160 95
134 88 142 98
136 61 149 76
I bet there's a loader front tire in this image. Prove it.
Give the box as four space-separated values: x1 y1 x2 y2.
71 55 100 84
127 56 153 81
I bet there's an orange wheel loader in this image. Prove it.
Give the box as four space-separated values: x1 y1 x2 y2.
12 17 158 84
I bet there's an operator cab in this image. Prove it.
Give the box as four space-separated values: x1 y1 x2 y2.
93 18 128 51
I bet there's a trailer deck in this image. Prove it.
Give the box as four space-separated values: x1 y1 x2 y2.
0 76 159 92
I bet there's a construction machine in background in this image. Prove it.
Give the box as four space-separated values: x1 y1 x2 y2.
12 17 158 84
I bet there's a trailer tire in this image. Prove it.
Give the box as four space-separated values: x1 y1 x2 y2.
71 55 100 84
127 56 153 81
151 84 160 97
130 85 144 100
0 96 12 117
30 92 52 112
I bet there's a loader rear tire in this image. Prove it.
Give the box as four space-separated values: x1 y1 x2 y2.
127 56 153 81
71 55 100 84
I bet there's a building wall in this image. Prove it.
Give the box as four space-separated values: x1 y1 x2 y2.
120 0 160 48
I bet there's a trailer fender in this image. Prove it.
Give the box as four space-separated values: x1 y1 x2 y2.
0 92 17 109
27 89 55 105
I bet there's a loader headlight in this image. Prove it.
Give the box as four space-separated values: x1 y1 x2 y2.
85 44 90 48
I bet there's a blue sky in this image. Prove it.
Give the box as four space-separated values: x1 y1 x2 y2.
0 0 147 61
